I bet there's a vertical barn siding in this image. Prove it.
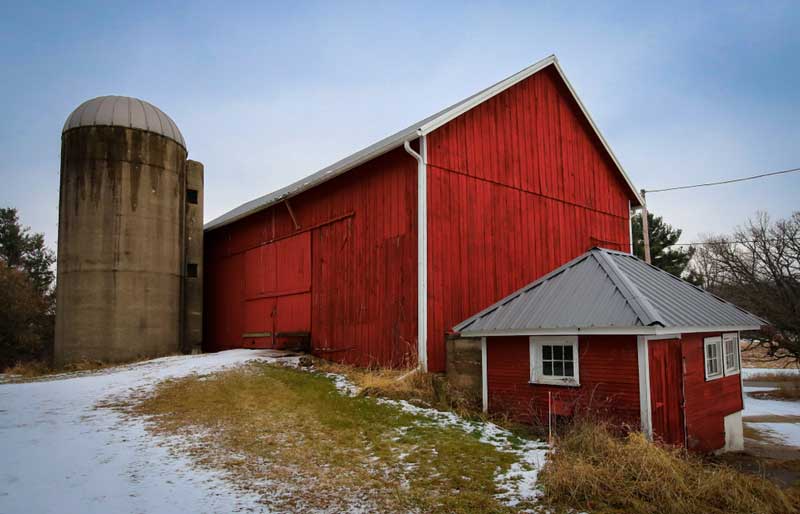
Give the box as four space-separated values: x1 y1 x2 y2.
427 66 635 371
204 147 418 367
681 332 744 452
486 335 641 425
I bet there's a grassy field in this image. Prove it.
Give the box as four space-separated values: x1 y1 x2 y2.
123 362 540 513
117 358 800 513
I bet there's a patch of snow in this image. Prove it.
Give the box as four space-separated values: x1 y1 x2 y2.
742 367 800 380
743 389 800 418
748 422 800 447
317 368 548 510
321 372 359 396
0 349 294 514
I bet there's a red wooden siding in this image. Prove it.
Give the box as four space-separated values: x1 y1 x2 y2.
204 147 418 367
680 332 743 452
486 335 641 426
427 66 635 371
648 338 686 446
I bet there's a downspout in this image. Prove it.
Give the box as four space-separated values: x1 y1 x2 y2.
404 138 428 372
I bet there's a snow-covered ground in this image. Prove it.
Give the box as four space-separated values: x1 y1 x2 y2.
741 367 800 379
0 350 291 514
748 422 800 447
742 371 800 449
0 351 548 513
743 386 800 418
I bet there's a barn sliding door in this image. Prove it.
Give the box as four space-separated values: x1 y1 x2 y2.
648 338 686 446
242 232 311 348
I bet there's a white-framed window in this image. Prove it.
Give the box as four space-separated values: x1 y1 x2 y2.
529 336 580 386
704 336 724 380
722 332 740 375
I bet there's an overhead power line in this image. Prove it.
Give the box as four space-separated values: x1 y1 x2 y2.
644 166 800 194
664 238 780 247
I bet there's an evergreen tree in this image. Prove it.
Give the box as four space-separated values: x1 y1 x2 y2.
0 208 55 294
0 208 55 367
631 211 696 281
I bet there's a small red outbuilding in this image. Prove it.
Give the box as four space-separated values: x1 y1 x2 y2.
454 247 766 452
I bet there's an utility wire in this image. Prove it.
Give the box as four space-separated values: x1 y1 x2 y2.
644 166 800 194
664 239 780 247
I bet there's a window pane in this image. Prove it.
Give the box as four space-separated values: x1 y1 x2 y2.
564 345 573 360
543 345 552 360
543 362 552 376
553 345 563 360
565 362 574 377
553 361 564 376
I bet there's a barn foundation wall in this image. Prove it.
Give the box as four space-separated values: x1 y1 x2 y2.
445 337 482 400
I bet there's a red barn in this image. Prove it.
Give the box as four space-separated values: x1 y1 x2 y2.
454 247 765 452
203 55 642 372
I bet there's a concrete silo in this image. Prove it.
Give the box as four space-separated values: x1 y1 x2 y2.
55 96 203 365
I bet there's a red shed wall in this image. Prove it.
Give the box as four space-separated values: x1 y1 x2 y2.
204 146 418 367
486 335 640 426
680 332 744 452
426 65 635 372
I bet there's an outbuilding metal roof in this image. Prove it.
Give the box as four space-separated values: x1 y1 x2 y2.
63 95 186 149
454 247 766 336
205 54 642 231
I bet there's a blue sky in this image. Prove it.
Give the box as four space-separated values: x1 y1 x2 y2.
1 1 798 249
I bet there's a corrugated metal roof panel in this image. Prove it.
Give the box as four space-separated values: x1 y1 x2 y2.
454 247 767 335
610 252 765 328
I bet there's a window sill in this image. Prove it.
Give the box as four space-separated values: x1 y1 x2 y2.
529 379 580 388
705 373 724 382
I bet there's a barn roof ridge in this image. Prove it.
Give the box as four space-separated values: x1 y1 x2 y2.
453 247 767 336
205 54 642 232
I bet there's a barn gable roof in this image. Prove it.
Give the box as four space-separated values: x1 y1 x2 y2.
205 55 642 231
454 247 767 336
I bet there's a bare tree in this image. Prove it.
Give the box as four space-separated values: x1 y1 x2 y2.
692 212 800 364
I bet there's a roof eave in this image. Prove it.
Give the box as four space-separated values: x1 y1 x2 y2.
416 55 641 206
204 133 417 231
205 54 643 232
457 324 764 338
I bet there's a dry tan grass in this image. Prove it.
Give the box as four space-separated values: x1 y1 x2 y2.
539 421 797 514
122 362 526 513
2 360 53 377
314 360 481 413
3 355 166 380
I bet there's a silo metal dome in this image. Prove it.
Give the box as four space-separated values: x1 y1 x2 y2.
62 95 186 149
